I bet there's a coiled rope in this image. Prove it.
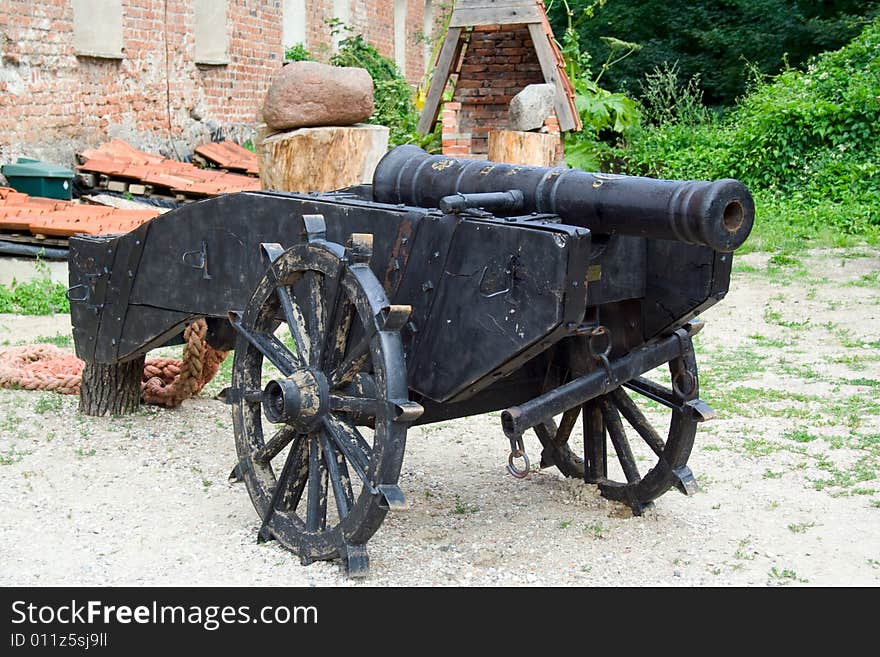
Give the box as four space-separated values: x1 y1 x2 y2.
0 319 228 408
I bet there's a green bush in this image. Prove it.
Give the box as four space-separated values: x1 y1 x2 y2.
284 43 312 61
330 35 438 150
548 0 880 107
616 19 880 247
0 277 69 315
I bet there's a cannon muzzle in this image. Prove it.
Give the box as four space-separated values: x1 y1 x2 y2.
373 145 754 252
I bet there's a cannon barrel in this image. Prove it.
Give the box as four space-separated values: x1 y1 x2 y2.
373 145 754 252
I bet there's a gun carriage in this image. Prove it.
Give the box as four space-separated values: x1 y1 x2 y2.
68 145 754 576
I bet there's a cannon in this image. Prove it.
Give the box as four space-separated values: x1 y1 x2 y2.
67 146 754 576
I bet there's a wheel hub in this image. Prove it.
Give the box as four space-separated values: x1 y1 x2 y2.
262 367 330 431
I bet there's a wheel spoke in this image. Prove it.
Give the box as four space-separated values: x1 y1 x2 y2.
329 329 374 389
306 435 328 532
319 430 354 519
322 288 356 372
276 285 308 366
323 414 374 492
229 314 299 376
600 397 641 484
583 399 607 482
257 432 307 535
301 271 326 368
253 425 297 464
610 387 666 457
278 434 309 512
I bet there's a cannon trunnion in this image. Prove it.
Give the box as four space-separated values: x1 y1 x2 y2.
68 147 753 576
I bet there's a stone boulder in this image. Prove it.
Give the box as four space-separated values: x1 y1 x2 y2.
508 83 557 132
262 61 374 131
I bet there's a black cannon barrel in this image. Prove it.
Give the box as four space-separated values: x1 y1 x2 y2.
373 145 754 252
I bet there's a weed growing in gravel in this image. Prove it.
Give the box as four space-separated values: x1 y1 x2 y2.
33 394 63 414
763 469 784 479
748 334 788 348
787 522 817 534
767 567 808 585
784 430 819 443
559 520 572 529
451 496 479 515
582 522 607 539
75 447 96 458
0 445 27 465
734 538 756 561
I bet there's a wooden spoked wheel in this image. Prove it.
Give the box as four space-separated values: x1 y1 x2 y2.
533 336 706 514
229 222 419 576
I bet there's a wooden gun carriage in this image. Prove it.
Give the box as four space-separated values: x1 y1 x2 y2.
68 146 754 576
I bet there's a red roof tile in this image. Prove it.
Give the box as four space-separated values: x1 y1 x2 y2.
77 140 260 196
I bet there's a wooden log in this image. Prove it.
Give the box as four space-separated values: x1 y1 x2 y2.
256 123 389 193
79 356 145 416
488 129 564 167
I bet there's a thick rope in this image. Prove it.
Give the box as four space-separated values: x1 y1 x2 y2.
0 319 228 408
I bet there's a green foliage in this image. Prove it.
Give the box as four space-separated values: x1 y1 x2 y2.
0 276 69 315
331 34 438 151
284 43 312 62
616 19 880 247
548 0 880 106
555 3 641 169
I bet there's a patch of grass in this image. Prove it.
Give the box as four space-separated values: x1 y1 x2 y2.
582 522 608 539
0 445 27 466
763 307 811 330
732 261 760 275
787 522 817 534
34 394 63 414
451 496 479 515
783 430 819 443
75 447 96 458
734 537 755 561
763 469 784 479
559 520 572 529
768 567 808 585
848 378 880 388
748 334 788 348
845 271 880 287
0 277 69 315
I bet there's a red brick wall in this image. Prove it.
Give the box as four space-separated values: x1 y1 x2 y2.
0 0 432 166
305 0 429 83
443 24 545 158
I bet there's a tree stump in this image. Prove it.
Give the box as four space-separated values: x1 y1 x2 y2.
256 123 389 193
79 356 145 416
488 129 564 167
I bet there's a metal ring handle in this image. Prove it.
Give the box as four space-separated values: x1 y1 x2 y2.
507 450 531 479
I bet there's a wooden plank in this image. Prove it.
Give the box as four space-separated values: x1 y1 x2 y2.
449 5 542 27
528 22 578 131
417 27 464 135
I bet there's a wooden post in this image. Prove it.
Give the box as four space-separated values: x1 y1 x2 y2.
79 356 145 416
256 124 389 193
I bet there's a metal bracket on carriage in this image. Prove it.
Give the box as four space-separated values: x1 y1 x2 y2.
375 484 409 510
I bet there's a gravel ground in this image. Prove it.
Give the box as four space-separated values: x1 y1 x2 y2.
0 248 878 586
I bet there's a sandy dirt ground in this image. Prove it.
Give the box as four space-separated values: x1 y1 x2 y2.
0 248 878 586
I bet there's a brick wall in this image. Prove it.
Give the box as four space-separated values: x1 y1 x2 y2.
0 0 432 167
442 24 545 158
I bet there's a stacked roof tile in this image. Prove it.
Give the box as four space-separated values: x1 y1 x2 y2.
77 139 261 198
194 140 259 175
0 186 160 237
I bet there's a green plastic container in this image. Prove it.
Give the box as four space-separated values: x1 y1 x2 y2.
1 158 74 200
